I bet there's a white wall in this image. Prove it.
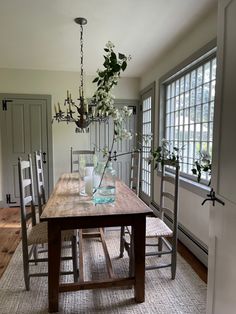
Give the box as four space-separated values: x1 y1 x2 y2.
140 8 217 247
0 68 139 184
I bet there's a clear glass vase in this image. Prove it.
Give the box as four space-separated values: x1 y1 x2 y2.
93 161 116 204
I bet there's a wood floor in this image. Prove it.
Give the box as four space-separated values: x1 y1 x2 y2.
0 207 207 283
0 207 21 278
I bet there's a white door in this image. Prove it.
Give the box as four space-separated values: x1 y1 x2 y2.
207 1 236 313
0 94 52 207
90 100 138 186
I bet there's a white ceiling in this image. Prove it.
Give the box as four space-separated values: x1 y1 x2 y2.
0 0 217 77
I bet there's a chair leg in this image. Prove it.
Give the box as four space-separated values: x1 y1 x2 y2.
158 237 163 257
71 235 79 282
22 243 30 290
128 227 134 277
119 226 125 258
171 236 177 279
33 244 38 265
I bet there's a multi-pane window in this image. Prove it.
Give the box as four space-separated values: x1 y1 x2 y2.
165 54 216 181
141 96 152 196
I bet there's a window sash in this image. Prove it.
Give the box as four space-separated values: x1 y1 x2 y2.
163 53 216 181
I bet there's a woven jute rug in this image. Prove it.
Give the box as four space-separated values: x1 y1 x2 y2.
0 231 206 313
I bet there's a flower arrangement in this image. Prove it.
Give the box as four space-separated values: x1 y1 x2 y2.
92 41 132 141
191 150 212 185
91 42 133 198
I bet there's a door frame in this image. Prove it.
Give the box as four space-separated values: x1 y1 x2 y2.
0 93 53 207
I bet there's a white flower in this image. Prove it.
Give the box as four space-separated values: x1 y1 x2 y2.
105 41 115 49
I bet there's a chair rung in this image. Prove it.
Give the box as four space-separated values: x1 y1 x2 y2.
145 249 172 256
23 179 31 188
163 176 175 184
145 263 172 271
29 258 48 263
162 192 175 201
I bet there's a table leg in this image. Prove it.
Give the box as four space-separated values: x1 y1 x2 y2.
133 216 146 302
48 221 61 313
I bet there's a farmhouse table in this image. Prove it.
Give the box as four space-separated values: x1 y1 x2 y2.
40 173 152 313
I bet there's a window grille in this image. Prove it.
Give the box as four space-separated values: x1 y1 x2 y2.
141 96 152 196
164 54 216 181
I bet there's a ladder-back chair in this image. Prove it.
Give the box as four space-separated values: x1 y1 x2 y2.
18 154 78 290
120 160 180 279
144 161 179 279
120 150 141 259
34 151 46 217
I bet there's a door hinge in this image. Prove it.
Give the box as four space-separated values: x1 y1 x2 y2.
128 105 137 115
2 99 13 111
6 193 17 204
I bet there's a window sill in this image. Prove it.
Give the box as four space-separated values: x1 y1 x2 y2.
179 176 210 198
156 171 210 198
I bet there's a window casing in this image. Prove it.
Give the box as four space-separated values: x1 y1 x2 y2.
163 50 216 182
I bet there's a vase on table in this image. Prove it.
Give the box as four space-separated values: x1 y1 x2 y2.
93 161 116 204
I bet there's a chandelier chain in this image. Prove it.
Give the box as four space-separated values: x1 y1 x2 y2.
80 23 84 97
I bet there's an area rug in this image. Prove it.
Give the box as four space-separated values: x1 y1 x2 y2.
0 231 206 314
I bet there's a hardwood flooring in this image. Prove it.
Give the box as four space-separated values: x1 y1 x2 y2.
0 207 207 283
0 207 21 278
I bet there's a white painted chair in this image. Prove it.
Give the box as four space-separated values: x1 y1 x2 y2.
34 151 46 217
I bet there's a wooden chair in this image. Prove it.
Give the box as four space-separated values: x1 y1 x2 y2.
34 151 46 217
18 154 78 290
121 160 180 280
129 149 141 195
119 150 141 258
70 147 96 173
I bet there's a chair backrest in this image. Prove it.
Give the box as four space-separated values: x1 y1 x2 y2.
70 147 96 173
34 151 46 216
129 150 141 195
18 154 37 247
160 161 180 238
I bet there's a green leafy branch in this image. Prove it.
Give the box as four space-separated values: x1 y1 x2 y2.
191 150 211 185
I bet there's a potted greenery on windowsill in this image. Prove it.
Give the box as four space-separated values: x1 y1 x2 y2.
191 150 212 186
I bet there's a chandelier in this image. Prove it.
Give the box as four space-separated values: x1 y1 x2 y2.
53 17 108 131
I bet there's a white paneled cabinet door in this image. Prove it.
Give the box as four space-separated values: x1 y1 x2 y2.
0 96 49 207
207 1 236 313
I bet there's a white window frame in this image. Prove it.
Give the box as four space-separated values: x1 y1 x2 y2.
158 40 216 196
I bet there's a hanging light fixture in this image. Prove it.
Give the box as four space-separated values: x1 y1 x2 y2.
53 17 108 131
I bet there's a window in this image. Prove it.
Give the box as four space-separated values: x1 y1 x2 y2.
141 96 152 197
164 50 216 181
140 83 154 203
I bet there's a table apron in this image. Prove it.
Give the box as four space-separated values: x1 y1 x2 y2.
47 213 147 230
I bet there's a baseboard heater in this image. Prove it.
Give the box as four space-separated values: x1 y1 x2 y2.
150 201 208 267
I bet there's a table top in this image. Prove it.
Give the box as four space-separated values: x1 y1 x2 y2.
40 173 152 221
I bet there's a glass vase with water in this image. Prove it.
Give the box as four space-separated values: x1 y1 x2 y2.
93 161 116 204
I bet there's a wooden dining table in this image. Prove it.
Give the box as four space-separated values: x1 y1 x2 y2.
40 173 152 313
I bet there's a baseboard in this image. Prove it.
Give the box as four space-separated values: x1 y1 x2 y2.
150 201 208 267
